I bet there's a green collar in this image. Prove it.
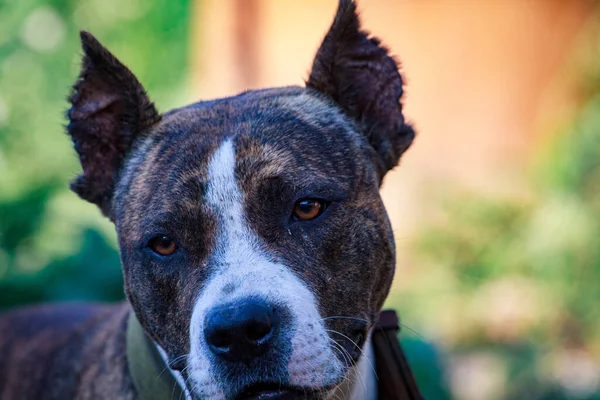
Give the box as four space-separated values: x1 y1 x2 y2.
126 312 185 400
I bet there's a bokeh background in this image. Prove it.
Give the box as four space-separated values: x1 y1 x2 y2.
1 0 599 399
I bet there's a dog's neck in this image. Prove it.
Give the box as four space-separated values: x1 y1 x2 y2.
329 333 378 400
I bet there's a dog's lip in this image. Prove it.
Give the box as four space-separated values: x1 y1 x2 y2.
234 382 318 400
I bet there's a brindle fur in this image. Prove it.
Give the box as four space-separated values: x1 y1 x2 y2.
0 303 135 399
0 1 414 399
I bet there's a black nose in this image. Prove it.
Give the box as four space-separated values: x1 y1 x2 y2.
204 298 280 362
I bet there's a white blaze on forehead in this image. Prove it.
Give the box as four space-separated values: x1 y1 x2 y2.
206 138 239 208
187 139 345 397
204 138 258 254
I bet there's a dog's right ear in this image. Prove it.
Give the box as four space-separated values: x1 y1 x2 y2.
67 31 160 220
307 0 415 182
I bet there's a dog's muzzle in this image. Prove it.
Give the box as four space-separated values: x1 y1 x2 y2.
197 297 326 400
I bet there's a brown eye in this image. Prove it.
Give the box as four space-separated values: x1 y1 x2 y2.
149 235 177 256
293 199 325 221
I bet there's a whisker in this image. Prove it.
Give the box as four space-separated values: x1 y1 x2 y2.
325 330 363 361
326 329 378 380
334 343 366 395
321 314 429 342
327 335 368 397
320 316 370 324
399 322 427 339
329 338 353 367
176 364 190 400
325 344 354 400
157 353 189 381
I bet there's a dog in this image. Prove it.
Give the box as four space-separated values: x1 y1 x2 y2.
0 1 415 399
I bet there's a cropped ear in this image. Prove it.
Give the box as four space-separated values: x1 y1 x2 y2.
307 0 415 181
67 31 160 220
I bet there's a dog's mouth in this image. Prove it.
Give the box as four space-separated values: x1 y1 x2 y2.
234 382 319 400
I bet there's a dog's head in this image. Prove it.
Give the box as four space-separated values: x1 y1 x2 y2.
66 1 414 398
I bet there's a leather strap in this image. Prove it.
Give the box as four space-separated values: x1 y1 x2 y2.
127 310 423 400
372 310 424 400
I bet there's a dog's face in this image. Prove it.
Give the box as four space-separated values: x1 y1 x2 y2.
66 1 413 399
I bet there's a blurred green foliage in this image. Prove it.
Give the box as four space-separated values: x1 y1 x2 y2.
0 0 191 308
387 33 600 400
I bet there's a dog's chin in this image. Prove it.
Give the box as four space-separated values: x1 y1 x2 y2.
232 383 325 400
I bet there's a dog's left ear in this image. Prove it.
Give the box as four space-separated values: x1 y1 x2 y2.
307 0 415 181
67 31 160 220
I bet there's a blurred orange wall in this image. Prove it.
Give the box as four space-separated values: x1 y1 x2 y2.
190 0 593 275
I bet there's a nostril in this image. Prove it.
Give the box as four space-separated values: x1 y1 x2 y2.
245 318 273 343
208 328 232 349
